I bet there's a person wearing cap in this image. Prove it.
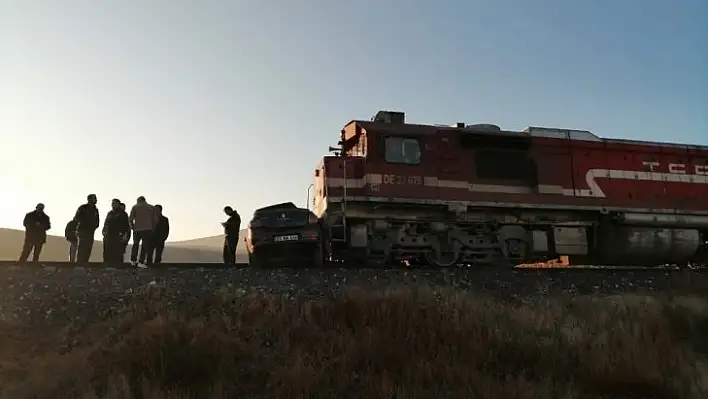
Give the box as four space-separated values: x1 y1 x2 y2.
73 194 100 263
18 203 51 263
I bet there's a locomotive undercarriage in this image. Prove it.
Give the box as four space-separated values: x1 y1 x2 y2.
321 202 708 268
362 220 527 267
328 218 578 267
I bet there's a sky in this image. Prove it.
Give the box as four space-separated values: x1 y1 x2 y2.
1 0 707 241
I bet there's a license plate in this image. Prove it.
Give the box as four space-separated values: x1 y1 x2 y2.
274 234 299 242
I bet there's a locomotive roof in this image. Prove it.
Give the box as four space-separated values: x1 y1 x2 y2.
346 120 708 151
349 120 527 137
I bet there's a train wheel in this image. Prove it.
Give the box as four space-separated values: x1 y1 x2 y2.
364 246 391 267
424 249 459 268
424 239 461 268
501 238 528 264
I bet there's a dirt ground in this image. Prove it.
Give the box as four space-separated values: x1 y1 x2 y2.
1 286 707 399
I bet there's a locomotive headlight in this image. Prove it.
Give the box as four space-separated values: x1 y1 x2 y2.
371 220 389 232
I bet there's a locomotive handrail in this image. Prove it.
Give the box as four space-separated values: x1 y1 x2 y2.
306 183 314 211
342 155 347 211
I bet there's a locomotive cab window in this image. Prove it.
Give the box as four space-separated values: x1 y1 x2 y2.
384 137 421 165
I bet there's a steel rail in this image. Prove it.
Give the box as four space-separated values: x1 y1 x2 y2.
0 260 705 272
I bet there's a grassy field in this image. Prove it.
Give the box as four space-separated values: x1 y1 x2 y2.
1 289 707 399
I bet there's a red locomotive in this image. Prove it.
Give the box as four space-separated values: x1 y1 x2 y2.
312 110 708 267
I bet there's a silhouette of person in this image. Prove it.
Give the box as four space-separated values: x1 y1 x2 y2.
64 218 78 262
129 196 157 268
73 194 100 263
150 204 170 264
19 203 51 263
102 198 130 263
222 206 241 265
118 202 130 262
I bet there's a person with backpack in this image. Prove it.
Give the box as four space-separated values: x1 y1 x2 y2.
65 219 78 262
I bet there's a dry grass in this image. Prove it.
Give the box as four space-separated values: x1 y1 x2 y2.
1 288 707 399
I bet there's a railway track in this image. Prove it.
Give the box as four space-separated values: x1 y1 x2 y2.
0 260 705 272
1 259 706 327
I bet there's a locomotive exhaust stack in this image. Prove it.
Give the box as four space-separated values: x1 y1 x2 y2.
312 110 708 268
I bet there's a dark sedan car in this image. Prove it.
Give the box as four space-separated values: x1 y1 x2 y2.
245 202 324 266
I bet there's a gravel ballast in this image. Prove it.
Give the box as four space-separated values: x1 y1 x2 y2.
0 265 706 326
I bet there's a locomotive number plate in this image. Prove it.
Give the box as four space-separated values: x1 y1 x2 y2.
381 174 423 185
274 234 299 242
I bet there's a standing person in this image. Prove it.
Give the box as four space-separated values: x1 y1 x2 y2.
151 204 170 264
129 196 157 268
221 206 241 265
102 199 130 263
64 219 78 262
18 203 51 263
73 194 100 263
118 202 131 262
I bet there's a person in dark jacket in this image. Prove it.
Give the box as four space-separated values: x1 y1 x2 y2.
73 194 100 263
118 202 131 262
150 204 170 264
65 219 78 262
222 206 241 265
102 199 131 263
18 203 51 263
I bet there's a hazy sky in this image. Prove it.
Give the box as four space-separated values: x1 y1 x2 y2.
2 0 707 241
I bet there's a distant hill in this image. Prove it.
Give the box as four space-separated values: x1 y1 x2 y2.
0 228 247 263
170 229 248 250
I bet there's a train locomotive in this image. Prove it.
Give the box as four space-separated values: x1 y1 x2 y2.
311 110 708 268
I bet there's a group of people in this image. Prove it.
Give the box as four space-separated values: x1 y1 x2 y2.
67 194 171 267
18 194 242 266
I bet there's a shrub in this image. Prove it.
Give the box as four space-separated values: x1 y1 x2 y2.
1 288 707 398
